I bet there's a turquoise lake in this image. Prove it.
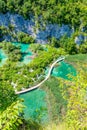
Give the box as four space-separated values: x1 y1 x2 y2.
52 61 77 80
0 42 32 65
19 61 76 122
12 42 32 64
0 44 77 122
0 49 7 66
46 61 76 80
19 89 48 123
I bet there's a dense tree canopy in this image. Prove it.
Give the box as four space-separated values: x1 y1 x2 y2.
0 81 17 111
65 71 87 129
0 100 24 130
0 0 87 29
0 1 87 129
0 44 65 91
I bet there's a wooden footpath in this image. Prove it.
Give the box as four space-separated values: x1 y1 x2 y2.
16 56 65 94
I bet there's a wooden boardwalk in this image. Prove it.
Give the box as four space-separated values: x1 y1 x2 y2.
16 56 65 94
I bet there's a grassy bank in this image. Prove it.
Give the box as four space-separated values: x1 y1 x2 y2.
65 54 87 63
65 54 87 71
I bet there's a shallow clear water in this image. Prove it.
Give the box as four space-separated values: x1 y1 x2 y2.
12 42 32 64
0 45 77 122
46 61 76 80
0 49 7 66
19 89 48 123
20 61 76 122
0 42 32 65
52 61 76 79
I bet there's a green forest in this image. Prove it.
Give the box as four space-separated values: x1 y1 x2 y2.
0 0 87 28
0 0 87 130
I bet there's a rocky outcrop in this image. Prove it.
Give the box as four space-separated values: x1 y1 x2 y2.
0 13 86 44
36 24 73 43
75 35 85 44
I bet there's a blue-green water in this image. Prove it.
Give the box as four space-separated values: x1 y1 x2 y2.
0 49 7 66
46 61 76 80
0 42 32 65
19 89 48 123
19 61 76 122
12 42 30 52
52 61 76 79
0 44 77 121
12 42 32 64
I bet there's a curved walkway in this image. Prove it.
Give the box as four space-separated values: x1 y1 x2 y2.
16 56 65 94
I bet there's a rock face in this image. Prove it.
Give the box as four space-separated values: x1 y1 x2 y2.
36 24 73 43
75 35 85 44
0 13 85 44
